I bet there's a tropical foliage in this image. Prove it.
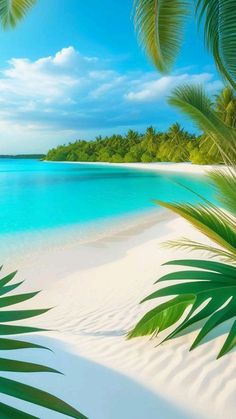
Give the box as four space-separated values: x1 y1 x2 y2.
215 87 236 127
169 85 236 165
133 1 236 165
0 267 86 418
131 2 236 358
134 0 236 88
0 0 36 28
45 123 223 165
46 86 236 165
128 258 236 359
129 169 236 358
45 125 199 164
162 169 236 263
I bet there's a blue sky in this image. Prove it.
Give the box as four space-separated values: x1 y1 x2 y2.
0 0 222 153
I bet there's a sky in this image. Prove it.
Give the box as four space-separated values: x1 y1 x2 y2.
0 0 222 154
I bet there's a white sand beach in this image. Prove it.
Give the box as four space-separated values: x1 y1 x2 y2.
3 204 236 419
64 161 224 175
0 0 235 414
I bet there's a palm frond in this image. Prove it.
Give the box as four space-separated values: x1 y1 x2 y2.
128 294 194 338
155 200 236 263
168 84 236 164
208 169 236 216
167 169 236 230
0 401 37 418
196 0 236 89
0 0 36 28
159 167 236 264
133 0 189 72
129 259 236 358
164 238 236 264
0 268 87 419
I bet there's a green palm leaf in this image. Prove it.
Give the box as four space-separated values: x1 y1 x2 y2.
0 337 48 350
208 170 236 216
218 320 236 358
130 166 236 358
129 259 236 358
168 84 236 164
0 324 47 335
133 0 188 72
164 237 236 264
0 358 60 373
164 258 236 276
0 291 40 308
0 269 87 419
133 1 236 88
0 377 87 419
156 167 236 264
196 0 236 88
0 282 24 296
0 401 37 419
128 294 194 338
0 0 36 28
155 200 236 263
0 270 17 287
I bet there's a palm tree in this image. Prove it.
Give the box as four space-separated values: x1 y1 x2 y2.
134 0 236 89
168 84 236 165
166 122 190 161
198 87 236 162
126 129 141 145
215 87 236 127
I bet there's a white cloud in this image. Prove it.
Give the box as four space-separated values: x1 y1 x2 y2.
125 73 215 102
0 46 222 153
0 47 88 103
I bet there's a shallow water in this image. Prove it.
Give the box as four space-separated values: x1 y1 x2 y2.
0 159 215 258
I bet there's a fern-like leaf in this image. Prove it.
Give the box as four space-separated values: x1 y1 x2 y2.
129 259 236 358
0 268 87 418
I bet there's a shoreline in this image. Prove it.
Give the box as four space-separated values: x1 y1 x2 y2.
7 210 236 418
45 160 225 175
3 158 216 264
2 206 170 266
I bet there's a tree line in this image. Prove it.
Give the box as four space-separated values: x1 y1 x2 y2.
45 123 222 165
45 86 236 165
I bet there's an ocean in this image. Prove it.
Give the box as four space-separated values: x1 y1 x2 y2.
0 159 215 258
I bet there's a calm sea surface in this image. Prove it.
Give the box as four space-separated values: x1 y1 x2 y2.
0 159 215 258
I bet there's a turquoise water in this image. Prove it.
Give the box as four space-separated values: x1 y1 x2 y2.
0 159 215 256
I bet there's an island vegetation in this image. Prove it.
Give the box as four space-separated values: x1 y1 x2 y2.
45 86 236 165
45 124 206 163
44 126 220 165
